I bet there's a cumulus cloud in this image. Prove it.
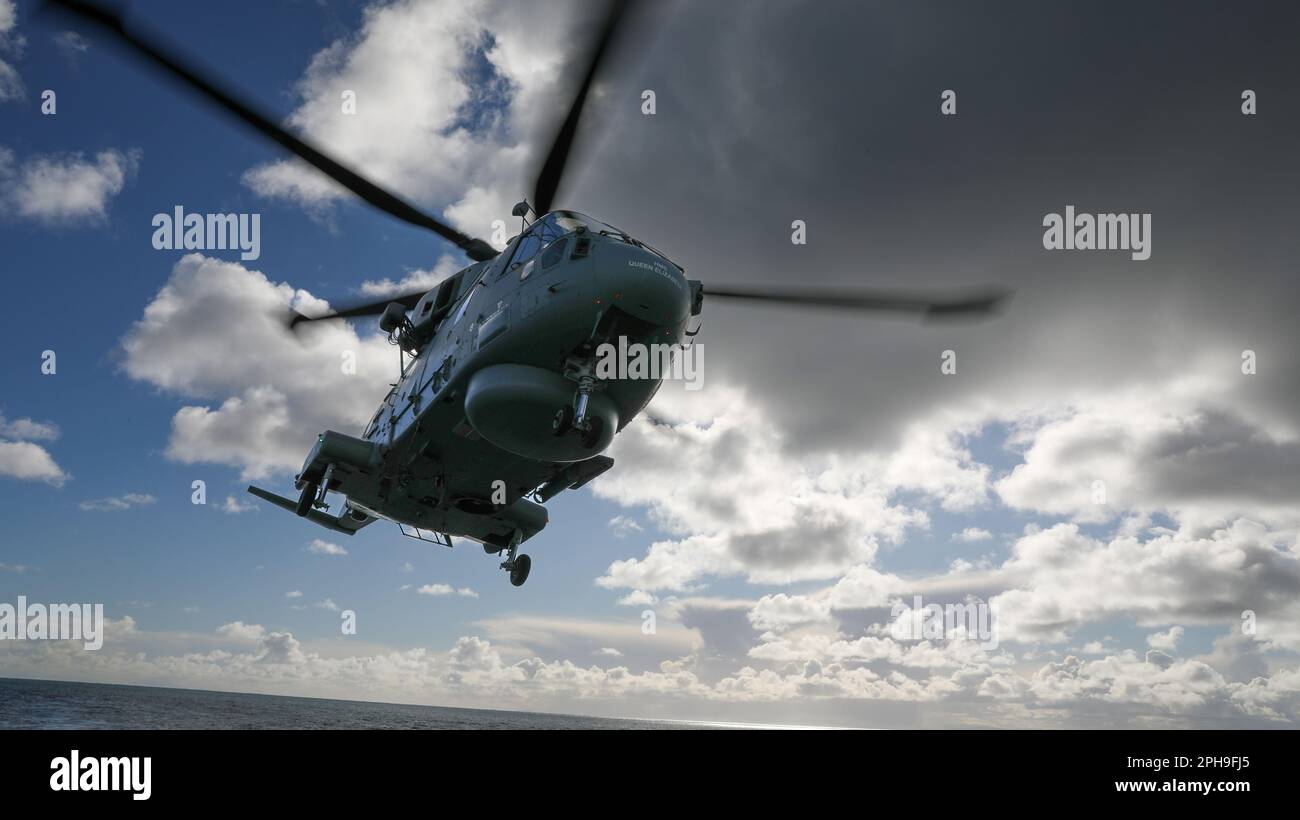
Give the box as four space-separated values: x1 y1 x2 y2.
0 413 67 486
988 519 1300 649
307 539 348 556
121 254 400 480
0 441 67 486
607 515 642 538
0 617 1294 727
0 147 139 223
239 0 599 240
952 527 992 543
1147 626 1185 652
592 383 986 590
996 390 1300 527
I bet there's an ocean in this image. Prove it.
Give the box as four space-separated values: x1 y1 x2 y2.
0 677 707 730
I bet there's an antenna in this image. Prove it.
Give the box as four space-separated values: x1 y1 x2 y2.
512 199 535 230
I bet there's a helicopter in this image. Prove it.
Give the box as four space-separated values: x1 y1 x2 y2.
51 0 1008 586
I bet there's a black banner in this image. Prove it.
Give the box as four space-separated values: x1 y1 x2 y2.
0 729 1289 807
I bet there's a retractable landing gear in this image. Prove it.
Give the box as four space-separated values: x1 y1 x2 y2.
295 464 334 517
499 530 532 587
295 482 317 517
551 364 604 449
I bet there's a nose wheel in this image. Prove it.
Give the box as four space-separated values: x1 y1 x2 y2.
508 554 532 586
499 530 531 587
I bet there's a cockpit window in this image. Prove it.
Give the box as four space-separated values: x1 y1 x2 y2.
504 210 680 271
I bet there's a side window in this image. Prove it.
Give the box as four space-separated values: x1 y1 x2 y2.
540 236 568 270
512 233 543 266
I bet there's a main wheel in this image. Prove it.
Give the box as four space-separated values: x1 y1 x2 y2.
295 482 318 517
509 554 532 587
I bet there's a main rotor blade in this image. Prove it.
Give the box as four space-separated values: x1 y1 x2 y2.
532 0 634 215
45 0 498 262
289 289 426 328
701 284 1012 320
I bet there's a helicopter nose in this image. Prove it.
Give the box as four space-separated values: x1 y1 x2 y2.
600 245 691 327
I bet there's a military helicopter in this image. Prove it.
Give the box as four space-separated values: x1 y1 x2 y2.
52 0 1008 586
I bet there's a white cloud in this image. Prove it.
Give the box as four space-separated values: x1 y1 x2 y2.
952 527 992 543
1147 626 1185 652
0 415 59 441
1 617 1294 726
0 440 68 486
285 590 303 599
238 0 595 241
616 590 657 607
121 254 401 480
220 495 256 514
0 0 22 103
0 413 67 486
0 2 16 36
307 539 348 556
607 515 643 538
995 384 1300 527
216 621 267 642
593 383 984 590
988 519 1300 649
417 584 478 598
0 147 139 223
359 255 460 298
79 493 157 512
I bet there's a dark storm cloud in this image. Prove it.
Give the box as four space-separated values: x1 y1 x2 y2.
559 0 1300 464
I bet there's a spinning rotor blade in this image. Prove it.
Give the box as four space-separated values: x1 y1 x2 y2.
701 284 1011 320
288 289 426 328
532 0 635 215
45 0 498 262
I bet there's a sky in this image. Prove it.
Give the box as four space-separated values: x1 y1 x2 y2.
2 0 1300 728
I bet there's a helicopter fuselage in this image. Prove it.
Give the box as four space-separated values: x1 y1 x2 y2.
274 211 698 555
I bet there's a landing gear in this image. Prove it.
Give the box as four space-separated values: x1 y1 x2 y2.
295 482 317 517
510 554 532 587
554 359 605 449
499 530 532 587
295 463 335 517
